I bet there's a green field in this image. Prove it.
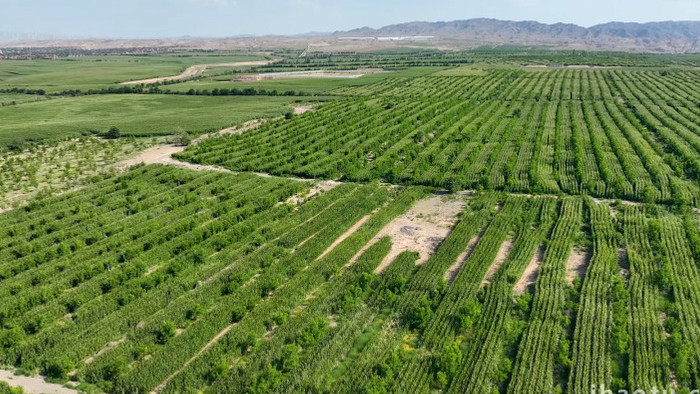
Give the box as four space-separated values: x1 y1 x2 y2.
2 49 700 394
0 94 302 146
178 68 700 205
161 67 445 96
0 53 268 92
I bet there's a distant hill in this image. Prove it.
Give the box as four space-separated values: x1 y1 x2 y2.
335 18 700 53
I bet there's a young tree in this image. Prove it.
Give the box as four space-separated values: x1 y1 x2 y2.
106 126 121 139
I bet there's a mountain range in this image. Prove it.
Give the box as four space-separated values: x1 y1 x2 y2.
335 19 700 53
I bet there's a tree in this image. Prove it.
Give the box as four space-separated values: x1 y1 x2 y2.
156 320 176 344
405 296 433 331
432 343 461 385
186 304 204 321
297 317 329 348
456 299 481 332
174 129 192 146
106 126 121 139
0 327 24 348
250 365 282 393
231 306 246 323
45 357 74 379
207 358 229 382
102 356 127 381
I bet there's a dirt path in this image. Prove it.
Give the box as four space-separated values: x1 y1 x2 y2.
346 193 467 274
0 369 77 394
116 108 317 175
121 60 276 85
318 215 372 261
84 337 126 364
480 239 515 287
444 236 480 284
565 248 591 285
514 245 545 294
151 323 237 393
286 180 341 206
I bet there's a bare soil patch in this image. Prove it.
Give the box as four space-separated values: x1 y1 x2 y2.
349 193 467 273
514 245 545 295
117 145 185 168
565 248 591 285
121 60 275 85
444 236 480 284
117 144 233 173
293 105 315 115
233 68 384 82
0 369 77 394
480 239 515 287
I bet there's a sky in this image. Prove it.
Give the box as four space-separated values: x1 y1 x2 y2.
1 0 699 39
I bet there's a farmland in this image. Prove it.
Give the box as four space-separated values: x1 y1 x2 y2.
1 48 700 394
178 68 700 205
0 95 303 146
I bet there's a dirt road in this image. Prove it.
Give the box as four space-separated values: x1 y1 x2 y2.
120 60 277 85
0 369 77 394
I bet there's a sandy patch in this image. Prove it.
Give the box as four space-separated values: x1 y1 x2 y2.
328 315 338 329
0 369 77 394
293 105 315 115
317 215 372 261
480 239 515 287
349 194 467 273
565 248 591 285
117 145 186 168
116 144 233 174
444 236 480 284
514 245 545 295
233 68 384 82
121 60 276 85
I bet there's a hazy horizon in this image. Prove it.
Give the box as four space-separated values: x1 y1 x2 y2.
1 0 699 40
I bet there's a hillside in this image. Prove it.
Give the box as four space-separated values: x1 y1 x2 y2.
338 18 700 53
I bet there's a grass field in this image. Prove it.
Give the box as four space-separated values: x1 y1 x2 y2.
0 94 303 146
0 53 268 92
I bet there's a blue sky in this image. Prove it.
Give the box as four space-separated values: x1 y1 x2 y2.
2 0 699 38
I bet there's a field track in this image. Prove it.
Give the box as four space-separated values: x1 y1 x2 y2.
120 60 277 85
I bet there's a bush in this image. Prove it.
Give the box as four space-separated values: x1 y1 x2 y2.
155 321 176 344
106 126 121 139
45 357 74 379
186 304 204 321
231 306 246 323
